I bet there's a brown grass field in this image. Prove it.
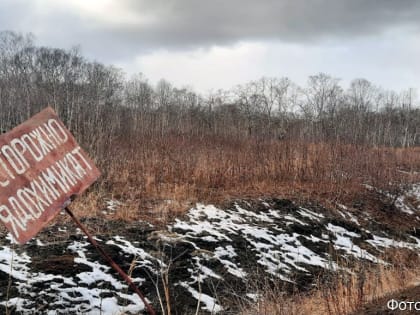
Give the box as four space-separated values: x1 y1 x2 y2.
73 136 420 225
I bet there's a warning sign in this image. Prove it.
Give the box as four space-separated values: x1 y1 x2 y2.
0 107 100 243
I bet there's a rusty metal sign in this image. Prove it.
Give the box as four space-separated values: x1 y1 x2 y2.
0 107 100 244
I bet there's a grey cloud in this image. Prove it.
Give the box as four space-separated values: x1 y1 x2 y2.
118 0 420 45
0 0 419 62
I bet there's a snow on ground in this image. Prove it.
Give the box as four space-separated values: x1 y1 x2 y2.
178 281 223 313
167 196 420 309
171 203 337 281
364 183 420 215
0 185 419 314
326 223 385 263
367 234 420 250
0 235 154 314
395 183 420 215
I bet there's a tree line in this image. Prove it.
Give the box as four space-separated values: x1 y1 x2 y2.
0 31 418 159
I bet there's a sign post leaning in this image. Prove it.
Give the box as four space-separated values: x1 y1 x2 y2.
0 107 156 315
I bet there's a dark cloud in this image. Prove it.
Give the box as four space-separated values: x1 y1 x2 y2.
0 0 419 62
123 0 420 46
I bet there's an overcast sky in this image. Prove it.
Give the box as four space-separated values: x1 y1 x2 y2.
0 0 419 93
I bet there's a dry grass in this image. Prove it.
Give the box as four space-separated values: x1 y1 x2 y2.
73 136 420 223
239 251 420 315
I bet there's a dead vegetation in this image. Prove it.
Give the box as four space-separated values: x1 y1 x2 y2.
70 138 420 225
239 250 420 315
